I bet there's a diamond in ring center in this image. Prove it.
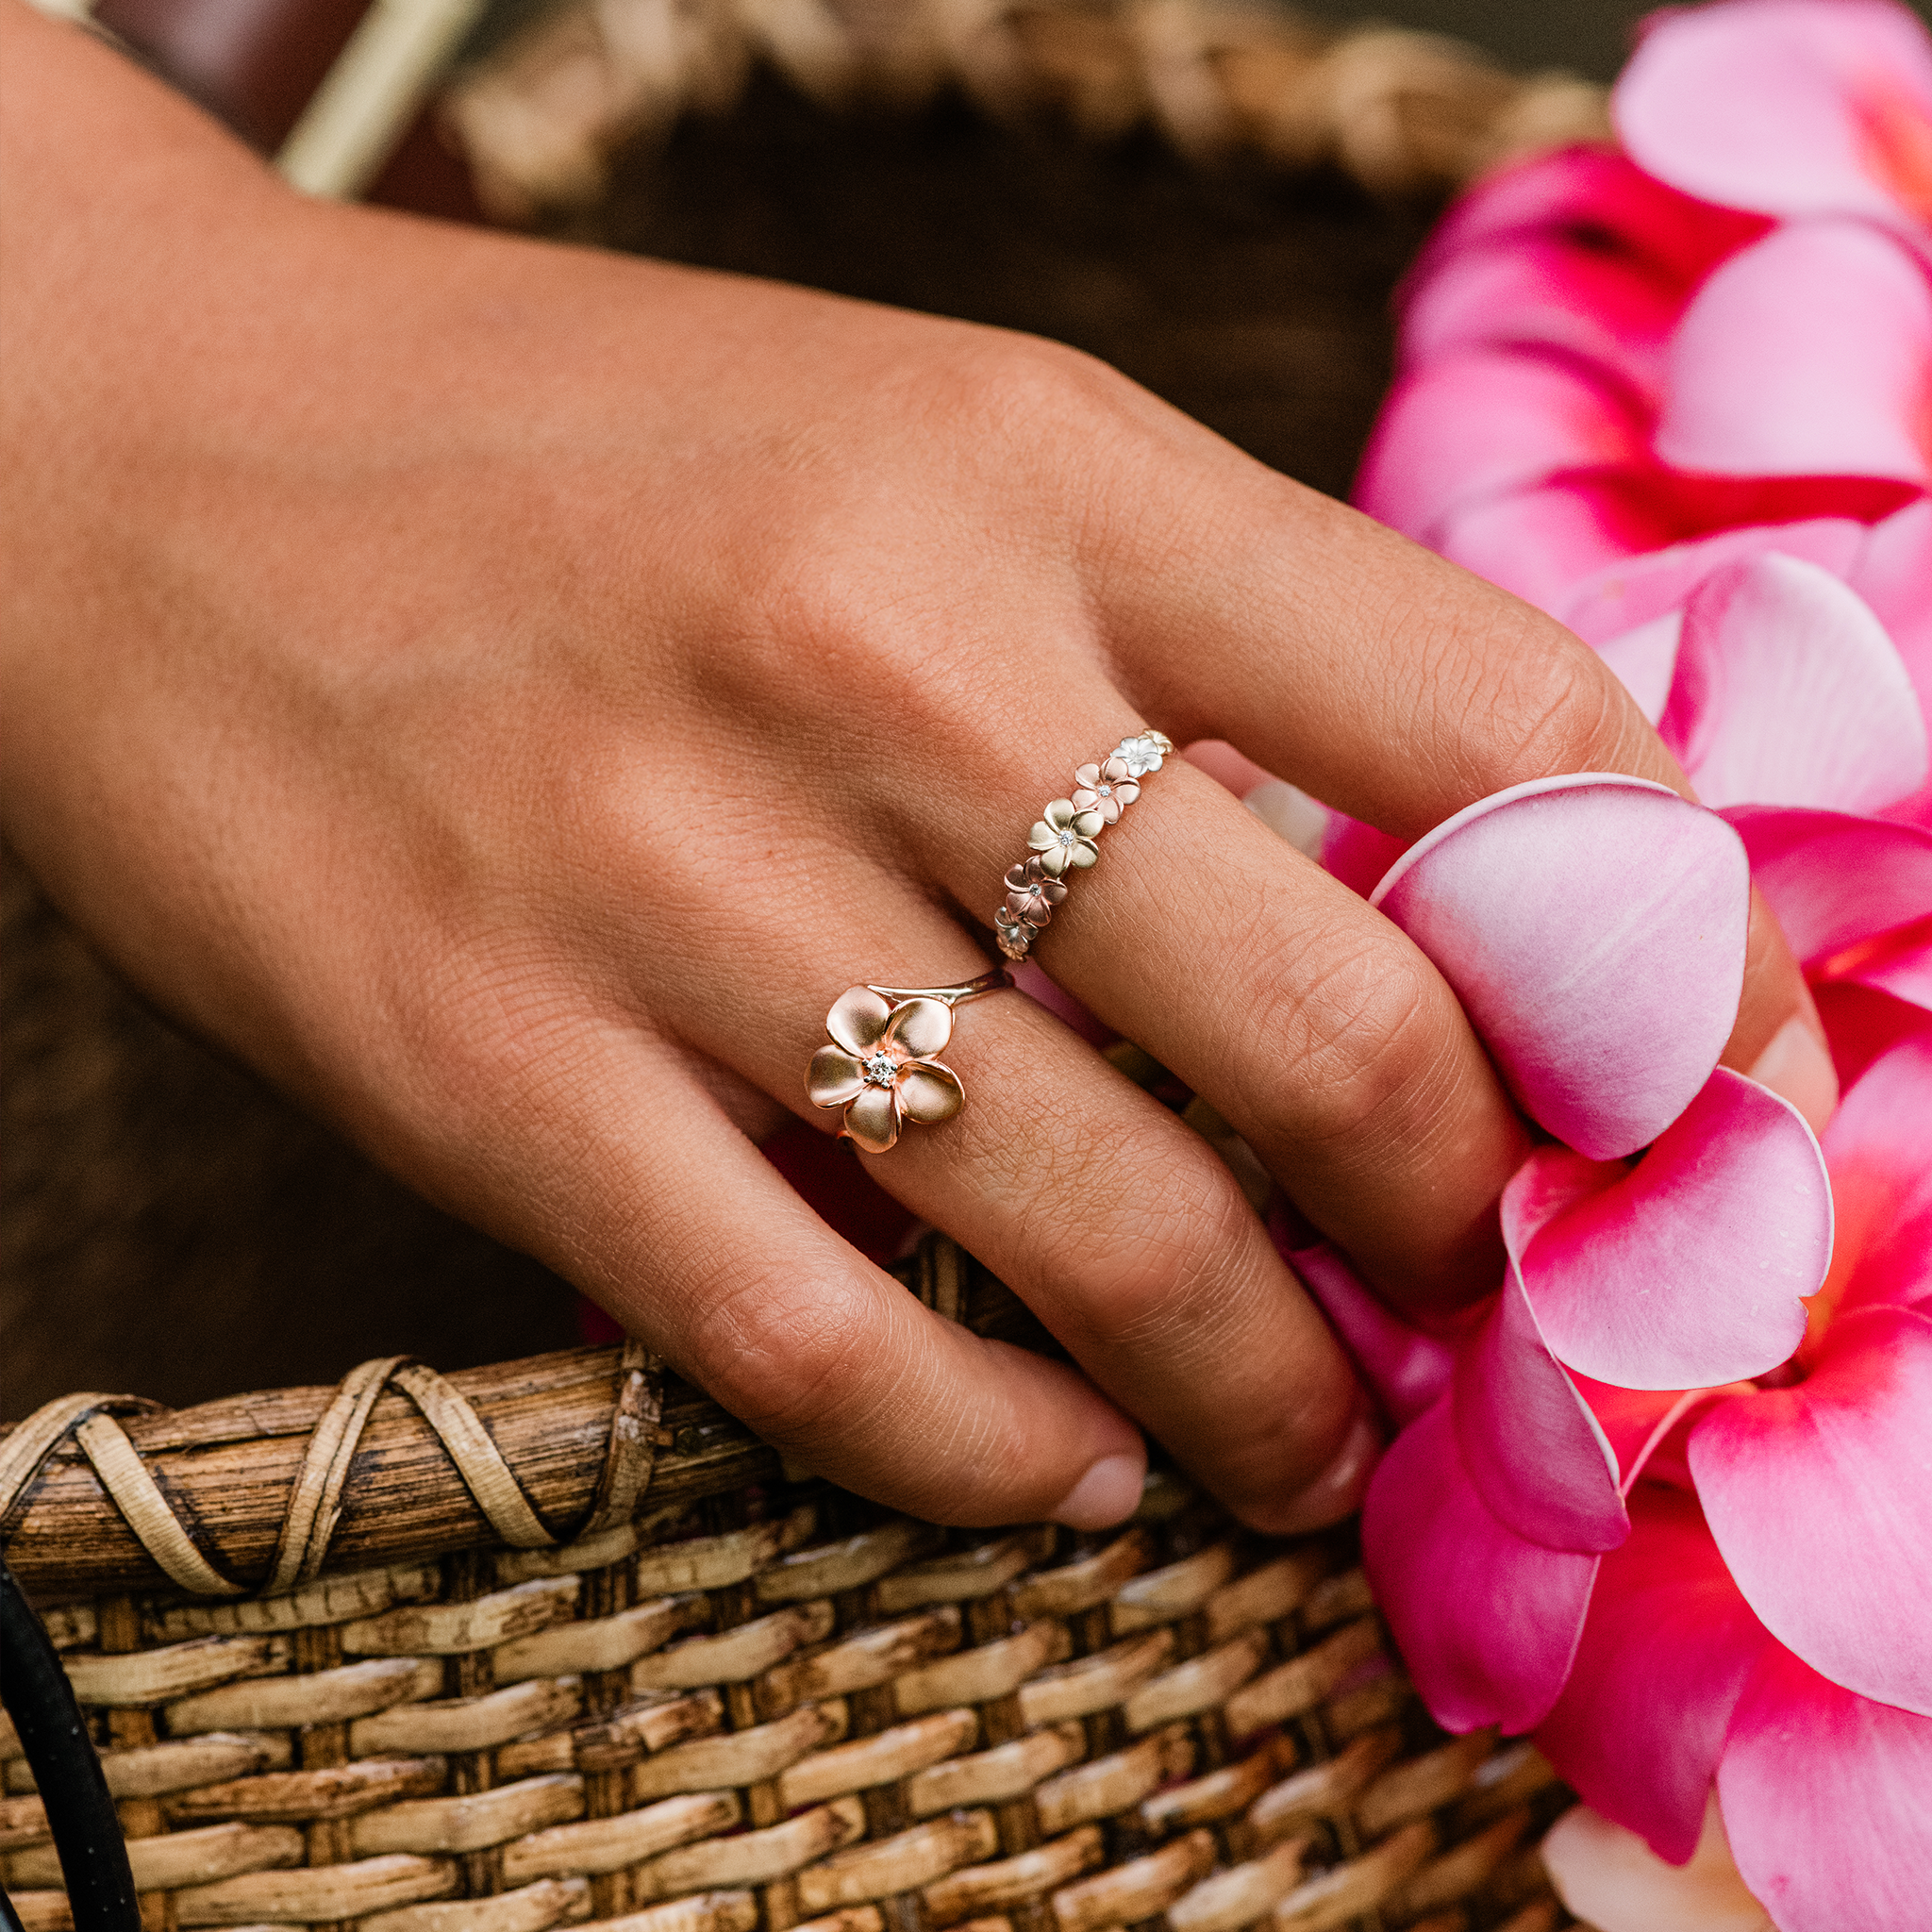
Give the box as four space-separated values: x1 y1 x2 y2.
862 1051 898 1087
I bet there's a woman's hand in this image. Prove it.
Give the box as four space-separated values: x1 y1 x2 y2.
0 0 1828 1531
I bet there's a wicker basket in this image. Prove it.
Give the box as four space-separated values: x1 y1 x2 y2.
0 1233 1569 1932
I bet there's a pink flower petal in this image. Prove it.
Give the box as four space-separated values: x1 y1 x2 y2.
1852 499 1932 689
1661 555 1928 812
1655 221 1932 488
1820 1025 1932 1319
1362 1394 1600 1734
1719 1642 1932 1932
1851 500 1932 825
1421 144 1766 291
1453 1255 1628 1554
1319 811 1407 899
1537 1486 1774 1865
1399 227 1686 406
1691 1306 1932 1715
1596 610 1684 724
1559 517 1871 645
1615 0 1932 228
1354 348 1646 543
1372 775 1749 1158
1433 476 1678 613
1516 1069 1824 1389
1724 808 1932 969
1274 1224 1453 1427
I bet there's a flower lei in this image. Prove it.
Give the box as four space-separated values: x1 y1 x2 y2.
1286 3 1932 1925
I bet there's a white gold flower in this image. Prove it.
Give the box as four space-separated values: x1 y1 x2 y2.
1113 734 1168 778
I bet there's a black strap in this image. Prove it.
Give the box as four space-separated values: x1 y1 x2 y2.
0 1554 139 1932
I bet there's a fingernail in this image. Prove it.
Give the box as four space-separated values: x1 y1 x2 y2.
1051 1453 1145 1530
1747 1014 1839 1137
1269 1412 1382 1534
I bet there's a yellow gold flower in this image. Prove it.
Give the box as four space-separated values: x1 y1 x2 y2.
1028 798 1104 877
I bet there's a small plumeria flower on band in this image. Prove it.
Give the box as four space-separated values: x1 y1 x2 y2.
808 987 964 1154
1071 757 1139 824
994 908 1035 959
1028 799 1104 877
1112 731 1172 778
1005 860 1067 927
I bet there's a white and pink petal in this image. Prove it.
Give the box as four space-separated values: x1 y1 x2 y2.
1362 1395 1601 1735
1718 1641 1932 1932
1690 1305 1932 1716
1659 555 1927 813
1615 0 1932 230
1511 1071 1824 1391
1371 775 1749 1159
1654 221 1932 490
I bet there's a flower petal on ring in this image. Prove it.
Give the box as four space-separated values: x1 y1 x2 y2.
1066 840 1100 870
886 997 953 1059
808 1047 866 1109
844 1085 900 1154
827 986 893 1057
899 1059 964 1125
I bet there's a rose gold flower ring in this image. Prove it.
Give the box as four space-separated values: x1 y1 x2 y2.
995 729 1174 963
804 728 1171 1153
807 971 1014 1154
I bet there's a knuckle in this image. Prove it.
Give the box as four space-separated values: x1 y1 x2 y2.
1075 1144 1269 1347
680 1263 878 1442
1232 907 1446 1148
1450 616 1654 789
945 332 1133 446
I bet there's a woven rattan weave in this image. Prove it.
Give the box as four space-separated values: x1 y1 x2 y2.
0 1246 1566 1932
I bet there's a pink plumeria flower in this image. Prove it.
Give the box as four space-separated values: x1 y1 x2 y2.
1356 1 1932 620
1070 757 1140 824
1282 798 1932 1932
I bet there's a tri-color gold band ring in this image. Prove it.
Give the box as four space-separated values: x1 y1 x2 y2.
805 727 1172 1152
995 729 1174 960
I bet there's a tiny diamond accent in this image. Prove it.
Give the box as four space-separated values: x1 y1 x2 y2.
861 1051 898 1087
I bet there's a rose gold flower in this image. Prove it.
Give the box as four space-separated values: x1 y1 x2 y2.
1028 798 1104 877
994 908 1034 958
807 987 965 1153
1071 756 1140 824
1005 859 1068 927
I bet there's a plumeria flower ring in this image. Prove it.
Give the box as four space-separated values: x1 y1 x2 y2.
1113 732 1171 777
1005 859 1068 927
1028 798 1104 877
1071 757 1140 824
807 986 965 1153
